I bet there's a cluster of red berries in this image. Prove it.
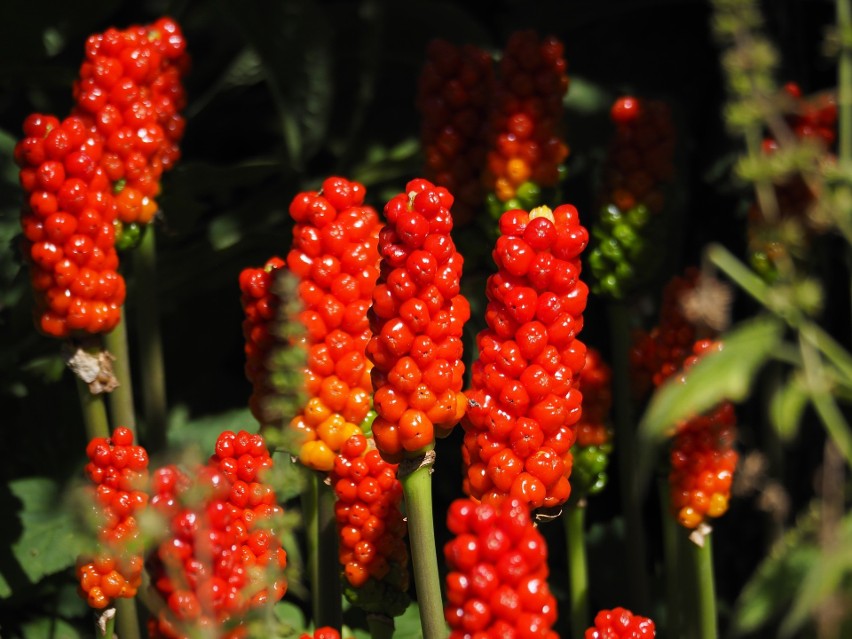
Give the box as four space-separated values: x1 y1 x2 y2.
484 30 569 214
147 430 287 638
588 96 676 299
15 114 126 337
299 629 342 639
444 497 558 638
285 177 382 471
748 82 838 280
77 427 148 609
367 178 470 462
73 17 189 233
417 39 495 226
585 607 656 638
463 205 588 510
668 341 738 529
628 268 701 400
239 256 287 424
570 348 614 499
331 433 410 616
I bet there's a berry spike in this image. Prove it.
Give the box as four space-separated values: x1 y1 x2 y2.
73 18 189 250
463 204 589 510
484 30 570 221
444 497 559 638
587 95 676 299
416 39 495 226
15 114 126 337
77 427 148 609
331 433 410 617
367 178 470 463
284 177 382 472
570 347 614 500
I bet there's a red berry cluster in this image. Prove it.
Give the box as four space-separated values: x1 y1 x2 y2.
77 427 148 609
444 497 558 639
669 341 738 529
367 178 470 462
147 430 287 638
331 433 410 615
483 30 569 206
285 177 382 471
585 607 656 638
602 96 675 215
15 114 126 337
748 82 838 279
239 256 287 423
575 348 613 449
628 268 701 400
463 205 589 510
299 629 342 639
73 17 189 227
417 39 495 226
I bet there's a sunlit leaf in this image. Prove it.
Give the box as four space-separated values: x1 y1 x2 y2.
769 371 809 442
2 478 83 592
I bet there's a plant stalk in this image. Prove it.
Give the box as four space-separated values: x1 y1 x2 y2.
366 613 396 639
103 315 137 434
134 227 168 453
564 500 589 639
685 529 718 639
304 473 342 630
607 301 649 612
76 377 111 441
115 598 142 639
659 477 684 638
400 453 447 639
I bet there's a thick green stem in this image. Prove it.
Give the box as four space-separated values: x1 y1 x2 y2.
115 598 142 639
659 478 684 638
366 614 395 639
76 377 111 440
134 227 168 453
304 474 342 630
103 315 137 434
400 453 447 639
563 501 589 639
607 301 649 612
684 529 718 639
95 608 116 638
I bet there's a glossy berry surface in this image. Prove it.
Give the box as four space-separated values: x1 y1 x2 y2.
585 607 656 638
331 432 410 616
285 177 382 471
15 114 126 337
463 205 589 509
367 178 469 462
77 427 148 609
444 497 559 639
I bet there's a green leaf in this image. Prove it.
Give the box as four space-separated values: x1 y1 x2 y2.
273 599 306 630
20 616 83 639
166 405 255 451
638 314 783 442
393 599 424 639
769 371 810 441
2 478 83 593
226 0 333 169
730 507 820 635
